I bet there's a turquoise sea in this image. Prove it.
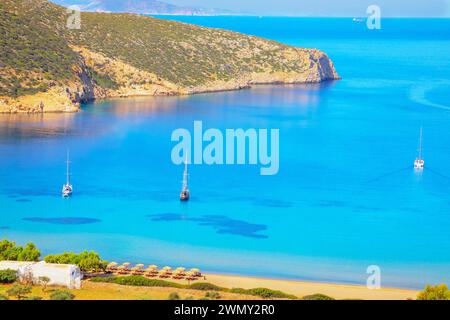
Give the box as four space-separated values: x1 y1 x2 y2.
1 18 450 289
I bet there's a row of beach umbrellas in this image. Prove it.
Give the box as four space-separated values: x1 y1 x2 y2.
106 262 201 278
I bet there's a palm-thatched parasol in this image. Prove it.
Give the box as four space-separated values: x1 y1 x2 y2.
190 268 201 276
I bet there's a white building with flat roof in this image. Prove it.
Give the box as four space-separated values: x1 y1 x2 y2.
0 261 82 289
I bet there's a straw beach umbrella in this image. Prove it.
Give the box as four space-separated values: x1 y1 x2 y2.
174 267 186 277
144 265 156 277
131 264 145 274
107 262 118 271
120 262 131 273
147 265 159 274
117 265 127 274
190 268 201 276
172 269 185 279
158 270 170 278
185 271 198 284
161 266 172 275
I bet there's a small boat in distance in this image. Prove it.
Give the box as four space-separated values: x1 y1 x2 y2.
62 151 73 197
353 17 365 23
414 127 425 170
180 157 190 202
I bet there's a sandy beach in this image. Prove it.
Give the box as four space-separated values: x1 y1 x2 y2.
203 273 418 300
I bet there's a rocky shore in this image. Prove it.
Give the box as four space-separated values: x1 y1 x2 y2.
0 47 339 114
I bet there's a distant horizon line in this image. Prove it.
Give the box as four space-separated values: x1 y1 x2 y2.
148 14 450 19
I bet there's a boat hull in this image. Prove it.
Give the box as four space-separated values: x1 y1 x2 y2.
414 159 424 169
62 184 73 197
180 191 190 201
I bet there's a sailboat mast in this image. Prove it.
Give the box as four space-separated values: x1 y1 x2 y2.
182 156 189 191
419 127 423 160
66 150 70 185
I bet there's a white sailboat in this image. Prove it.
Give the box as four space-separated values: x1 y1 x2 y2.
180 156 190 201
414 127 425 170
62 151 73 197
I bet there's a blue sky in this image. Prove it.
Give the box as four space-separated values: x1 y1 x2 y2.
51 0 450 17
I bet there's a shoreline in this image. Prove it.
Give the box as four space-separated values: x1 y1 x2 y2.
200 272 419 300
0 79 337 115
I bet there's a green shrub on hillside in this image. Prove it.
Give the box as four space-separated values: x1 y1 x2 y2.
86 67 118 89
0 1 77 97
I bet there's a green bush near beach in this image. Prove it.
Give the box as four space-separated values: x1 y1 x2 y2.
302 293 335 300
230 287 297 300
0 269 17 284
0 240 41 261
44 251 108 272
188 282 224 291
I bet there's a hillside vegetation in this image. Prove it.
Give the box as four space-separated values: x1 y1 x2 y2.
0 0 77 97
0 0 339 113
